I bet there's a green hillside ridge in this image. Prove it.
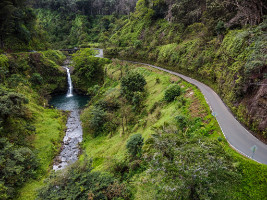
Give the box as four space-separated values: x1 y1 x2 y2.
0 50 68 199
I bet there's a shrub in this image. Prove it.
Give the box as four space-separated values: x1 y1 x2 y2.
121 70 146 100
30 73 43 85
164 84 181 102
134 40 142 49
215 21 226 35
42 50 66 65
132 91 145 109
0 138 39 199
87 84 101 96
0 88 28 121
7 74 26 88
126 134 144 158
175 115 188 130
110 160 129 180
89 106 107 135
95 97 120 112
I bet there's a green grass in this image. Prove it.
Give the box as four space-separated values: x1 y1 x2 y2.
33 108 67 171
16 179 45 200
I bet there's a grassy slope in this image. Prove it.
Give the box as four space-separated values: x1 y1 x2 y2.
16 106 67 200
16 108 67 200
80 61 267 199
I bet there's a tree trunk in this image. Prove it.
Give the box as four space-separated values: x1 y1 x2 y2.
121 116 124 137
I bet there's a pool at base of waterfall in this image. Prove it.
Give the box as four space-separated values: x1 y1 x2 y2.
49 93 90 111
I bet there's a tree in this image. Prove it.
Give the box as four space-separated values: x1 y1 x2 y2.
0 0 36 49
37 159 128 199
126 133 144 157
120 70 147 100
30 73 43 85
164 84 181 102
0 0 17 48
89 106 107 135
168 0 206 25
119 97 132 136
0 88 28 122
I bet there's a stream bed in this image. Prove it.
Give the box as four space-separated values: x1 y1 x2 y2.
53 110 83 170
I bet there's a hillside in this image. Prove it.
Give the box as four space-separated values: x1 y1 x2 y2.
104 0 267 140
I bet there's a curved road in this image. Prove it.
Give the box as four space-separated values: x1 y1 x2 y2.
97 48 267 164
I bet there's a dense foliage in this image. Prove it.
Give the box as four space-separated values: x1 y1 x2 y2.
33 0 138 49
88 106 108 135
72 48 111 92
37 159 129 200
0 88 28 122
33 0 137 16
0 0 48 51
0 138 39 199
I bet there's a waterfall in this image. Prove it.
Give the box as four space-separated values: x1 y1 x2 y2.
64 67 73 97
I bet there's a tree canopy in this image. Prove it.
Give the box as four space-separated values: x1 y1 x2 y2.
0 0 36 49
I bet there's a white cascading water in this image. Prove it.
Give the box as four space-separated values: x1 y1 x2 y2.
64 67 73 97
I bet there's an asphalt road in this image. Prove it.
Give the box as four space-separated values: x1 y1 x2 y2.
98 49 267 164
